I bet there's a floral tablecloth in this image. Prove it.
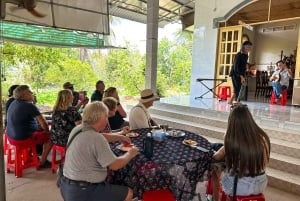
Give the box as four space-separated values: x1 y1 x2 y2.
107 128 213 201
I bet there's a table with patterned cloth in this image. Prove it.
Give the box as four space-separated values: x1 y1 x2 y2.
107 128 213 201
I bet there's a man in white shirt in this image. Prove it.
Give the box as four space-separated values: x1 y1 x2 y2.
269 60 293 99
129 89 159 129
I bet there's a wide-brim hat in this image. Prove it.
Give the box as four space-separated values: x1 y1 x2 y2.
139 89 156 103
63 82 74 89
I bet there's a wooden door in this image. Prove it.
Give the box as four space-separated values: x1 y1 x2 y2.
215 26 243 89
292 25 300 105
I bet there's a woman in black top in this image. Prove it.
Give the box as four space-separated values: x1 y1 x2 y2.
103 87 129 130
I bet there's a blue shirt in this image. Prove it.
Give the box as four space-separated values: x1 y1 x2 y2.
6 99 41 140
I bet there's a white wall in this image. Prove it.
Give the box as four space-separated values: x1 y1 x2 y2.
254 20 299 71
191 0 244 99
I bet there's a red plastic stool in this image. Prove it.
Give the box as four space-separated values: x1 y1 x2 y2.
206 176 265 201
217 86 231 100
221 191 265 201
142 189 175 201
51 144 66 173
6 138 39 177
270 90 287 105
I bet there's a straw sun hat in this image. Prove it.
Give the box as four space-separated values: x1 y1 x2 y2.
139 89 156 103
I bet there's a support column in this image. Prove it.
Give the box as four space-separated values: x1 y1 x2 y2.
145 0 159 92
0 19 6 201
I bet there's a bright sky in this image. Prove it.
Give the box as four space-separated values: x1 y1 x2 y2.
111 18 182 54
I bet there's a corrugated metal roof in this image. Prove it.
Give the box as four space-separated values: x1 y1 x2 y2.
109 0 195 28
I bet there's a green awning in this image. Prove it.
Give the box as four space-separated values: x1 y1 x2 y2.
0 21 107 48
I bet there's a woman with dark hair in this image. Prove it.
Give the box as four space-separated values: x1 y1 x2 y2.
6 85 19 112
103 87 129 130
5 85 19 127
212 105 270 200
102 97 130 135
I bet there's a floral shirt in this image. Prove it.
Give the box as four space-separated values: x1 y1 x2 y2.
50 106 82 146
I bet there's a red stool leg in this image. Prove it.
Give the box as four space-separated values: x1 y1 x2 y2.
217 87 222 99
270 91 276 104
280 90 287 106
51 145 66 173
6 144 15 173
3 132 8 155
226 87 231 100
206 177 213 200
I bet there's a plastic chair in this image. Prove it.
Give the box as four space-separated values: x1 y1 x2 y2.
270 89 287 106
142 189 176 201
217 86 231 100
221 191 265 201
206 175 265 201
51 144 66 173
6 138 40 177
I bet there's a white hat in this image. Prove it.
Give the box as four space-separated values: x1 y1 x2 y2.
139 89 156 103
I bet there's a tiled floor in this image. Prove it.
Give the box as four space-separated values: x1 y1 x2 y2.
159 92 300 124
5 168 300 201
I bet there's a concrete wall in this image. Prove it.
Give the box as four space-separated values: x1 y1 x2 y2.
191 1 299 99
191 0 244 99
254 20 299 71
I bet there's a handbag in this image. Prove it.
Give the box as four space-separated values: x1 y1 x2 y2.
56 129 83 187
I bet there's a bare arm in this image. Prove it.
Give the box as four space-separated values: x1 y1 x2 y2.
109 147 139 170
117 103 127 118
36 114 49 132
213 146 225 161
103 133 131 144
75 98 89 110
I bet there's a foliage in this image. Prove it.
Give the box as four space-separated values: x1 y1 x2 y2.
1 28 193 105
36 91 57 107
101 41 145 95
157 37 192 96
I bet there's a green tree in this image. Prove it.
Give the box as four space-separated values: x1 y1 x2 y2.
103 42 145 95
157 35 192 96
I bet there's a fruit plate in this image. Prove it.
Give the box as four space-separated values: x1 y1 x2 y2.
182 139 197 146
116 143 134 151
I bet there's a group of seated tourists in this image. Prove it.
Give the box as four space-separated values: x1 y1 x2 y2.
6 85 52 168
5 81 271 200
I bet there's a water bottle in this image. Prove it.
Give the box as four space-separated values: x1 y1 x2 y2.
143 132 154 158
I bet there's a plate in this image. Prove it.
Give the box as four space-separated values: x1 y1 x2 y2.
125 132 139 138
116 143 135 152
166 130 186 138
182 139 197 147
